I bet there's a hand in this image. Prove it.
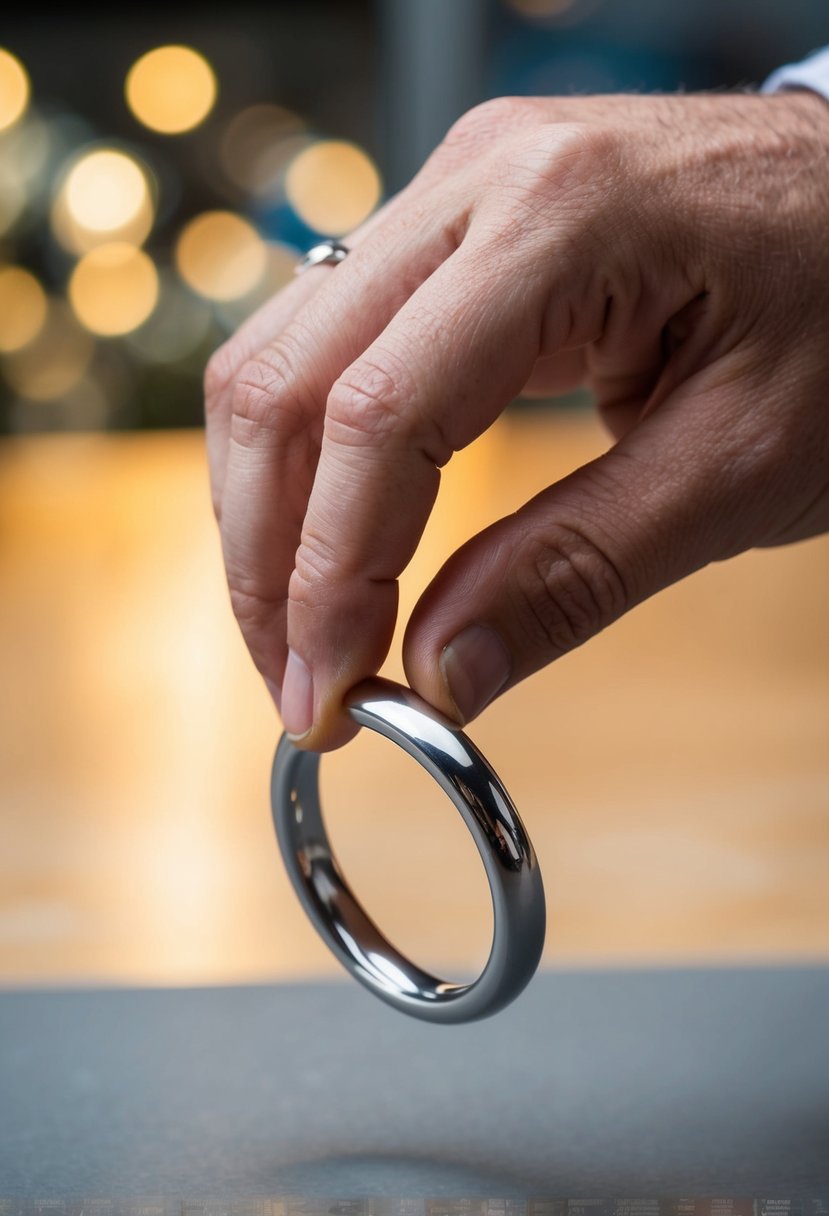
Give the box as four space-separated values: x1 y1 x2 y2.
205 90 829 751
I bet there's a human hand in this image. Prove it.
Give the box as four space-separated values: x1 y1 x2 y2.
205 90 829 751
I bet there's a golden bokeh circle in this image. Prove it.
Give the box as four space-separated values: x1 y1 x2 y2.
125 45 217 135
0 265 47 352
51 148 154 254
285 140 381 235
65 149 147 232
69 243 159 336
175 211 267 301
0 47 29 132
52 187 154 256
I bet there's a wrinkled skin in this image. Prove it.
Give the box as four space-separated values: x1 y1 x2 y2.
205 90 829 750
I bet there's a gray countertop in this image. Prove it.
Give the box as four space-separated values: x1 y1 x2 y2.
1 967 828 1197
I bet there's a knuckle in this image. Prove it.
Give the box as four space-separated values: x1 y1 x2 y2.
539 121 620 174
325 355 409 447
562 121 620 163
437 98 530 163
326 352 452 466
230 374 278 449
204 339 238 412
475 123 627 263
507 123 622 211
290 528 340 604
514 523 628 657
229 336 311 449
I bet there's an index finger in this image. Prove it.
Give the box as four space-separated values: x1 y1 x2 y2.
281 233 548 748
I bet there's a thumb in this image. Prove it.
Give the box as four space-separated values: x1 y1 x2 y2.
402 378 760 724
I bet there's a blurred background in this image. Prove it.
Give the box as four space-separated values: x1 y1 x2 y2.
0 0 827 988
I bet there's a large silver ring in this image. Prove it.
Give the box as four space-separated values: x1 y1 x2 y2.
271 677 546 1024
295 240 350 275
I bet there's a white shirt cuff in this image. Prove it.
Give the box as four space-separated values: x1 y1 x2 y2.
762 46 829 105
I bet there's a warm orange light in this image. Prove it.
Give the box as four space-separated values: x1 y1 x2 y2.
65 149 147 232
52 188 154 257
0 265 47 352
175 211 267 301
51 149 153 255
220 104 307 197
125 45 217 135
0 48 29 132
2 299 94 400
285 140 381 235
69 243 159 336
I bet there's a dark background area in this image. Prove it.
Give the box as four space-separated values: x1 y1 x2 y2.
0 0 825 433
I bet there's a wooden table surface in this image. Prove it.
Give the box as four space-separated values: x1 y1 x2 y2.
1 412 828 987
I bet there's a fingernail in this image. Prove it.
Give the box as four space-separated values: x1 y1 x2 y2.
281 648 314 739
439 624 512 724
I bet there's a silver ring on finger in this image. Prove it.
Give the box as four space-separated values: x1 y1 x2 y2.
295 240 350 275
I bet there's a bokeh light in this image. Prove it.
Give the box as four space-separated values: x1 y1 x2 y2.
2 299 94 400
285 140 381 235
0 48 29 132
52 147 154 254
69 243 159 336
52 187 154 257
220 104 308 198
125 45 217 135
175 211 267 301
66 149 147 231
0 266 47 352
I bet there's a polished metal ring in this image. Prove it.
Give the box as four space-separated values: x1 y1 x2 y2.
271 677 546 1024
295 240 350 274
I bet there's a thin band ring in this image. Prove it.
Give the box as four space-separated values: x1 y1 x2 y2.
295 240 350 275
271 677 546 1024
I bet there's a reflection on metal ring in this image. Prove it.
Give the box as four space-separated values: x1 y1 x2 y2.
294 239 349 274
271 677 546 1024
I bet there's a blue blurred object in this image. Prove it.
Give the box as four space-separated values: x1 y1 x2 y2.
489 0 829 99
257 199 321 251
491 29 686 97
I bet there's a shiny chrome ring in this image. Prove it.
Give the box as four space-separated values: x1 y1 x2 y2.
271 677 546 1024
294 240 350 274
